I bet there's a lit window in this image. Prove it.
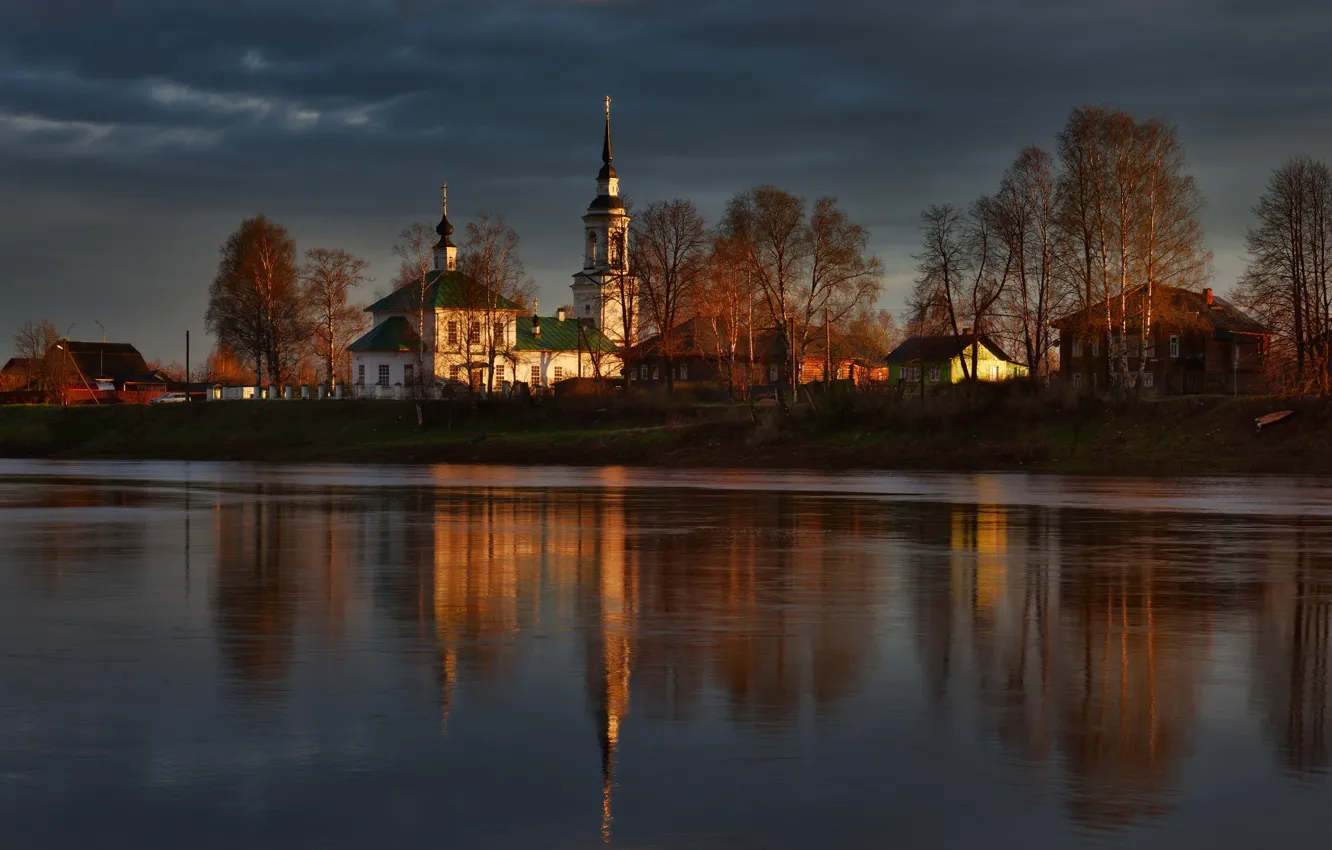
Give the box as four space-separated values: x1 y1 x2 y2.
495 365 505 384
493 321 505 343
377 364 390 387
447 321 458 346
450 365 462 381
554 366 565 382
530 365 540 385
1169 335 1180 358
469 321 481 344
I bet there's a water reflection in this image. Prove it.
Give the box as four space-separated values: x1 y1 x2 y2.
1253 523 1332 777
4 464 1332 847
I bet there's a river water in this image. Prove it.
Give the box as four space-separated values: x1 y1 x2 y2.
1 460 1330 848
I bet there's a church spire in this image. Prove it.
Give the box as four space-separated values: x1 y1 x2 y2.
598 96 616 180
435 182 455 248
432 181 457 271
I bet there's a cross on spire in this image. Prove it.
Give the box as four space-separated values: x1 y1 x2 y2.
602 96 613 165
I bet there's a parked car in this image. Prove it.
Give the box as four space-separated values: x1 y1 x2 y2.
149 392 188 404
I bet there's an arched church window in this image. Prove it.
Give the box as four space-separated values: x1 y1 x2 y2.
587 231 597 264
618 231 627 267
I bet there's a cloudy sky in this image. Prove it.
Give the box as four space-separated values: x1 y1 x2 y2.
3 0 1330 363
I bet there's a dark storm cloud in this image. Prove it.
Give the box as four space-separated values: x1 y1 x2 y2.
3 0 1332 361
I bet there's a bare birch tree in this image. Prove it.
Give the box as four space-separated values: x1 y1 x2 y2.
457 213 531 393
394 222 435 418
301 248 369 389
698 234 760 399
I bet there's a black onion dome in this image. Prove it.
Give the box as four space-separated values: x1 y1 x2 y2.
435 212 455 248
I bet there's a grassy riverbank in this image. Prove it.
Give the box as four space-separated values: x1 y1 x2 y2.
0 393 1326 474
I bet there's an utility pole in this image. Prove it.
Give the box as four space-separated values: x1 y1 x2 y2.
95 320 105 378
185 330 190 402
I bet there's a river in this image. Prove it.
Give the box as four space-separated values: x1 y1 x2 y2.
1 460 1329 848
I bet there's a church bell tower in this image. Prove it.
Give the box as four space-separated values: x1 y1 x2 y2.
571 97 636 346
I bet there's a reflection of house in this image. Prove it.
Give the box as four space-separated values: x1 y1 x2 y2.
622 316 790 389
348 101 634 394
885 332 1026 389
1053 286 1269 394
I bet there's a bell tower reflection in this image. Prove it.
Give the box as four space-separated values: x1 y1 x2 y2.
579 492 635 844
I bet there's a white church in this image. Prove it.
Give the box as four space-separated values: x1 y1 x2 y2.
349 98 637 394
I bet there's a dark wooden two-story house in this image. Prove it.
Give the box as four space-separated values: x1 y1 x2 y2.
1054 286 1269 395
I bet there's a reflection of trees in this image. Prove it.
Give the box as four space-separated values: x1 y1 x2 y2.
213 498 299 690
630 493 881 730
911 503 1211 832
213 489 361 694
1054 518 1205 830
1252 523 1332 776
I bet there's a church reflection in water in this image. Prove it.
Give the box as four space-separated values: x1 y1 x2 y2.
196 480 1332 838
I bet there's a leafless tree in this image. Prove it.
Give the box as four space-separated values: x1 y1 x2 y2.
632 199 709 397
205 215 304 385
1053 107 1208 395
457 213 531 393
1236 157 1332 394
10 318 60 396
994 146 1061 379
722 186 882 401
394 222 435 419
910 200 1010 380
301 248 369 389
697 234 760 399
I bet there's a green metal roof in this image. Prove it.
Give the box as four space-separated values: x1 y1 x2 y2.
514 315 618 353
365 270 521 313
347 316 423 353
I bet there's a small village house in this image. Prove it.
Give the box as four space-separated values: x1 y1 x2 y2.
1053 286 1269 395
884 332 1027 391
623 316 791 393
